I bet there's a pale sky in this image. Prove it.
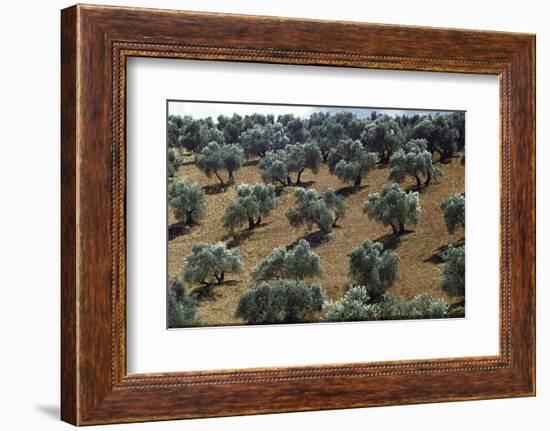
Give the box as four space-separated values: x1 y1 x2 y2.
167 100 457 122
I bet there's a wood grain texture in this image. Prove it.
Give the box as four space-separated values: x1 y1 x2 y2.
60 4 536 425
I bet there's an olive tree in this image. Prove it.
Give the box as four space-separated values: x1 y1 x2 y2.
222 183 278 231
167 148 183 178
327 138 377 187
441 193 465 234
323 285 378 322
442 245 465 296
251 239 321 281
240 124 272 158
235 279 324 324
388 139 441 187
240 123 290 157
167 278 198 328
410 115 459 162
196 142 244 186
285 187 346 234
258 149 291 186
361 115 405 163
308 115 344 162
183 242 242 285
348 240 400 301
168 181 205 225
286 142 323 184
363 183 421 236
377 292 448 319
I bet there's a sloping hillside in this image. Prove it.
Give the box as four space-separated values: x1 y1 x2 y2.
168 155 465 326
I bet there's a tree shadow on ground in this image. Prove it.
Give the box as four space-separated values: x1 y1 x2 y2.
168 222 192 240
224 222 273 248
335 184 368 198
243 158 260 167
374 229 414 250
287 230 332 249
190 280 238 302
202 183 228 195
423 237 465 264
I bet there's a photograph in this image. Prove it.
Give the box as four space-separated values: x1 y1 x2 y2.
166 101 466 328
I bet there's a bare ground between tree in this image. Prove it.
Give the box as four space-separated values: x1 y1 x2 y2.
168 155 465 326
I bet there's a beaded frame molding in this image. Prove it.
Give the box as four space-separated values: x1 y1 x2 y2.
61 4 535 425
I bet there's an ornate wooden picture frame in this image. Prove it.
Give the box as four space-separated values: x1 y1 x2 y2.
61 4 535 425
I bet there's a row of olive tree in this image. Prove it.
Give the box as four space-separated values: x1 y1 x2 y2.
168 111 464 165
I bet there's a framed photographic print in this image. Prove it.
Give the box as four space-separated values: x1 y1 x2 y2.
61 4 536 425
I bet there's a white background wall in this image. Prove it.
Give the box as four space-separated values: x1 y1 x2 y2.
0 0 546 429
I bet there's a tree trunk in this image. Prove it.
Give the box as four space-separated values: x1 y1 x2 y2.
415 175 422 187
389 221 399 236
214 171 225 187
256 215 262 227
287 176 292 186
228 170 234 184
332 214 339 228
425 171 432 185
297 168 305 184
215 272 225 284
354 176 362 188
399 222 405 234
276 178 287 187
248 216 255 230
186 210 194 225
322 152 329 163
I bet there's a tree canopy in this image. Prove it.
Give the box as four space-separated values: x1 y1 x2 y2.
361 115 405 163
183 242 242 285
285 187 346 234
251 239 321 281
236 279 324 324
196 142 244 186
348 240 400 301
363 183 421 235
168 181 206 226
222 183 278 231
327 138 377 187
441 193 465 234
167 278 199 328
442 245 465 296
388 139 441 187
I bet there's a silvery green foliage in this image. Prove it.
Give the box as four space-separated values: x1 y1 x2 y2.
410 114 459 161
167 148 183 178
361 115 405 163
348 240 400 301
251 239 321 281
285 187 346 234
327 138 377 187
442 245 465 296
378 293 448 319
363 183 421 235
285 142 323 184
323 286 379 322
388 139 441 187
308 113 345 162
236 279 325 324
183 242 242 285
222 183 278 231
240 124 272 158
167 278 198 328
195 142 244 185
441 193 465 234
259 149 291 186
168 180 205 225
240 123 290 157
